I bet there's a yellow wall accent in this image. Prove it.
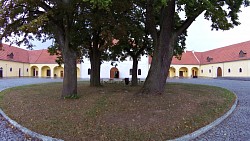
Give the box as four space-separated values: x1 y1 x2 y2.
0 60 30 77
169 65 200 78
0 60 81 78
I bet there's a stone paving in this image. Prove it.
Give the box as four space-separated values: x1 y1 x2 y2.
168 78 250 141
1 77 250 140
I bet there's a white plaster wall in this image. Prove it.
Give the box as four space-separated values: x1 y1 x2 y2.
80 55 149 79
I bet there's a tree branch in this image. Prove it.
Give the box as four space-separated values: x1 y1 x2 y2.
146 0 157 43
175 10 203 36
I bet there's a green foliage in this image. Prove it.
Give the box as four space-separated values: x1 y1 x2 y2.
84 0 112 9
109 1 153 61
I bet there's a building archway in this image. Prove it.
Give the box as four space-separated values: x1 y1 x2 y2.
0 67 3 78
191 67 199 77
41 66 51 77
54 66 64 77
30 66 39 77
169 67 176 77
179 67 188 77
217 67 222 77
110 67 119 78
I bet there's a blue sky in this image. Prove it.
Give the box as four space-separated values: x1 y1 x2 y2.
3 6 250 52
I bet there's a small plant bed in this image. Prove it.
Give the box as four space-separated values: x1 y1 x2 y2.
0 82 235 141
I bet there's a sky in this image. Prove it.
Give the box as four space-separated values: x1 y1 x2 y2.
3 6 250 52
185 6 250 52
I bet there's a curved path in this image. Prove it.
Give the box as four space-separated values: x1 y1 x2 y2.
0 78 250 140
168 78 250 140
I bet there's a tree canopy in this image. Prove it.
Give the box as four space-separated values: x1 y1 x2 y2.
1 0 249 97
139 0 249 95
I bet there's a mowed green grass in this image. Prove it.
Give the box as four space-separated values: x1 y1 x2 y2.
0 82 235 141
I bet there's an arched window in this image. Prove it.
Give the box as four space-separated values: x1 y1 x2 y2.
138 69 141 75
228 69 231 73
10 67 12 72
239 68 242 73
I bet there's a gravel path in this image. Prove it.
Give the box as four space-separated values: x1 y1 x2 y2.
1 78 250 140
168 78 250 141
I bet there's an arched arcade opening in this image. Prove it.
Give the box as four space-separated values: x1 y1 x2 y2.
179 67 188 77
30 66 39 77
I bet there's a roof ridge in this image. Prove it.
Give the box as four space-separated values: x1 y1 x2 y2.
33 49 44 63
192 51 200 65
203 40 250 52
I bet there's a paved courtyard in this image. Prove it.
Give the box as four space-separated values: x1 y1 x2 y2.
168 78 250 141
0 78 250 140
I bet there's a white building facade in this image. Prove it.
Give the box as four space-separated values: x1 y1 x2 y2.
80 55 150 79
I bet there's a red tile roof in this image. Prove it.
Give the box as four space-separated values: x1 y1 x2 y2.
149 40 250 65
0 44 57 64
172 51 200 65
2 40 250 65
28 49 57 64
198 40 250 64
0 44 29 63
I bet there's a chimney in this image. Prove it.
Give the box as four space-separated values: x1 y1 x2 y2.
0 39 3 50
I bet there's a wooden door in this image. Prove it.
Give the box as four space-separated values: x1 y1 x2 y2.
217 67 222 77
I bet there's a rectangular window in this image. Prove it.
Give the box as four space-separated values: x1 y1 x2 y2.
10 67 12 72
129 69 132 75
201 70 203 73
209 69 211 73
88 68 91 75
138 69 141 75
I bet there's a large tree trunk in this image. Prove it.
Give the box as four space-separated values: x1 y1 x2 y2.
55 22 78 98
89 45 101 87
131 57 138 86
139 39 175 95
61 44 78 98
138 0 176 95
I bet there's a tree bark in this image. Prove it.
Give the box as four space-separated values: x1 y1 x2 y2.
60 40 78 98
89 44 101 87
139 39 175 95
138 0 176 95
131 57 138 86
55 15 78 98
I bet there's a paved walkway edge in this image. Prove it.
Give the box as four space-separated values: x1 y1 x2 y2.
169 92 238 141
0 109 63 141
0 87 64 141
0 109 64 141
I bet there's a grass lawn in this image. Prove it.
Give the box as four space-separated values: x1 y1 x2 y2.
0 82 235 141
